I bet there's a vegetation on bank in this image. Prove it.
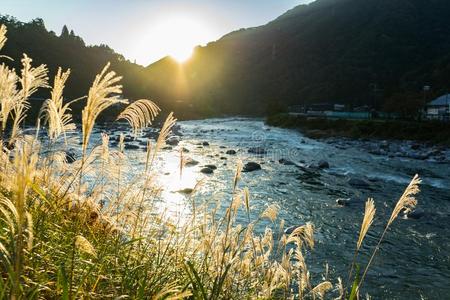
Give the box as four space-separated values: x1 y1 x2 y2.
267 113 450 145
0 25 422 299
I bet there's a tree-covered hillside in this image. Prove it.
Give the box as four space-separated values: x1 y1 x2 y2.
3 0 450 118
145 0 450 115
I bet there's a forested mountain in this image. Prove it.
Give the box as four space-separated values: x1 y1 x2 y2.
145 0 450 116
3 0 450 118
0 15 156 120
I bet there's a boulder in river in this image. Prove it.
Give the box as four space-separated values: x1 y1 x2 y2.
184 158 199 166
204 164 217 170
202 141 210 146
65 151 76 164
242 162 261 172
177 188 194 194
125 144 140 150
248 147 267 155
166 136 179 146
336 197 363 206
279 158 295 165
317 160 329 169
226 149 237 155
200 167 214 174
406 208 425 220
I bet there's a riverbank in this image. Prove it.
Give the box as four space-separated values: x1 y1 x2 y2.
266 113 450 145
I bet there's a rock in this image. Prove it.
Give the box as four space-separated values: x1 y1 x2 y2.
143 131 158 139
317 160 329 169
219 146 227 149
166 136 179 146
125 144 140 150
204 164 217 170
406 208 425 220
182 147 190 153
347 177 371 188
65 151 76 163
248 147 267 155
177 188 194 194
279 158 294 165
115 135 133 143
242 162 261 172
301 139 306 144
200 167 214 174
226 149 237 155
336 198 350 206
220 157 227 160
184 158 199 166
202 141 210 146
162 146 173 150
336 197 363 206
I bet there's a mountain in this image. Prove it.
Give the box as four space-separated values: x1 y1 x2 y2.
144 0 450 116
0 16 159 120
3 0 450 119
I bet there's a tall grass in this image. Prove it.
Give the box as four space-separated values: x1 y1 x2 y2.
0 24 421 299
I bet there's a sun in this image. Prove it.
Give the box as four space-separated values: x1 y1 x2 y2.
152 15 211 63
171 46 193 63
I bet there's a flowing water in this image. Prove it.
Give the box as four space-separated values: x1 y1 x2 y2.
100 117 450 299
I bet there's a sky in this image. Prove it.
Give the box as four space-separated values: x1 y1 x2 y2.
2 0 312 65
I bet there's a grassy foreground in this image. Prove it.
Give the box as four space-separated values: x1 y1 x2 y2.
0 24 421 299
267 113 450 144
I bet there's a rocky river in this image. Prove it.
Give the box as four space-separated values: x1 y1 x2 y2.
90 117 450 299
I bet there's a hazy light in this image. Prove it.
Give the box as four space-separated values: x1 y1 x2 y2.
148 14 214 63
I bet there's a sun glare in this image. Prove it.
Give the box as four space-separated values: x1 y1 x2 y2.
151 15 211 63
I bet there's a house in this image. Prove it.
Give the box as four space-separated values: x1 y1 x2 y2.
425 94 450 121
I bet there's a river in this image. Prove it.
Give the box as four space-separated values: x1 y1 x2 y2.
99 117 450 299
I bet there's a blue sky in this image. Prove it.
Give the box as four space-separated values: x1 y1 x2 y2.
2 0 312 65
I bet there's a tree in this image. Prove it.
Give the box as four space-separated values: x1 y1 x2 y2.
60 25 69 38
383 92 425 119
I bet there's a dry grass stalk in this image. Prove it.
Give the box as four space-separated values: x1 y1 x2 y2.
260 204 279 222
10 55 48 144
311 281 333 299
117 99 160 137
357 175 421 294
388 174 421 226
39 67 78 142
74 235 96 257
0 64 19 133
81 63 127 154
0 24 6 51
357 198 376 250
152 112 176 163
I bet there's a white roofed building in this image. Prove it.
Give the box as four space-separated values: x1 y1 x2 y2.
425 94 450 121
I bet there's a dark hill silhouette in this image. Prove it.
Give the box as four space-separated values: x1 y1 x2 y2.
145 0 450 116
3 0 450 118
